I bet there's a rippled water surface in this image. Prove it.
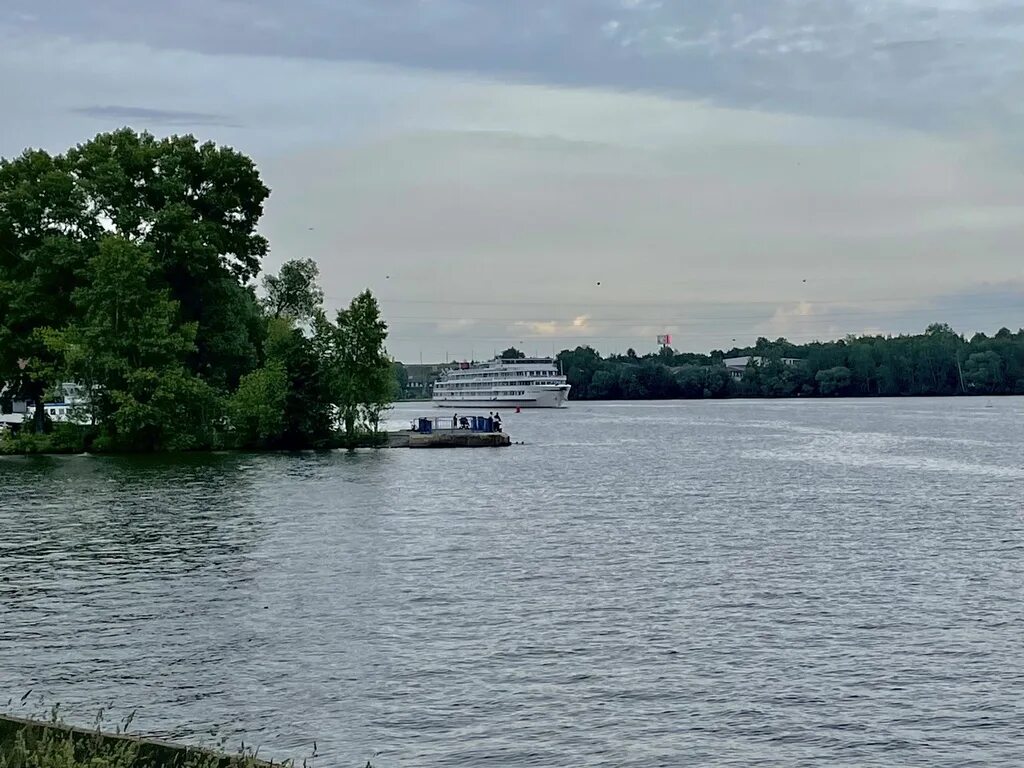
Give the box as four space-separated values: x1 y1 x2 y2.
2 399 1024 766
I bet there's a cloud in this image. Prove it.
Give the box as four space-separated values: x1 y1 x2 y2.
757 281 1024 342
71 105 239 127
514 315 593 337
2 21 1023 361
435 318 477 333
9 0 1024 132
601 20 621 38
759 301 846 341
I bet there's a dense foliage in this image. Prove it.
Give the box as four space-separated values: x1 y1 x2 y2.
0 130 393 452
557 324 1024 400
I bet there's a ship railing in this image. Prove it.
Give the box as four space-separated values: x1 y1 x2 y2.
407 415 503 434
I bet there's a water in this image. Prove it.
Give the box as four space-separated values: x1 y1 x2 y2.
2 398 1023 767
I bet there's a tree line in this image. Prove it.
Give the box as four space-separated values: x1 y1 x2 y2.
556 323 1024 400
0 129 393 453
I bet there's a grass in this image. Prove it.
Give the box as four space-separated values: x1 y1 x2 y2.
0 704 330 768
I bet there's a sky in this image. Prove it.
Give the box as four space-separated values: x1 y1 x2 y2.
2 0 1024 362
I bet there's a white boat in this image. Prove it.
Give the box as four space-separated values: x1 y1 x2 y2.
433 357 571 408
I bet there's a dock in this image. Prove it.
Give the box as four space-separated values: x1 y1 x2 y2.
389 415 512 448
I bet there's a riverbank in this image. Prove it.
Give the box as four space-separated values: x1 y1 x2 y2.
0 430 390 457
0 714 281 768
1 428 511 456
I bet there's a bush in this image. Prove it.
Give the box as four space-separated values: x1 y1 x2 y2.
0 425 97 455
0 432 54 455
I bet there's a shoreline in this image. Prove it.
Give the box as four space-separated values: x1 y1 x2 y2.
0 713 283 767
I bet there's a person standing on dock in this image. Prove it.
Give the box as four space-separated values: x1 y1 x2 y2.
452 413 458 430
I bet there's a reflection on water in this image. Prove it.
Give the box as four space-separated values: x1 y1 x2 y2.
2 399 1024 767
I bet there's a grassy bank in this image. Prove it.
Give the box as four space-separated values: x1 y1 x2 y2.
0 427 391 456
0 711 287 768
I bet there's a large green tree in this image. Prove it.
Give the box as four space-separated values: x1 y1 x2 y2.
323 290 393 445
0 149 96 430
41 237 219 450
1 129 271 425
246 260 336 448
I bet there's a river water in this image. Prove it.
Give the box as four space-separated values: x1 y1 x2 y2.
2 398 1023 767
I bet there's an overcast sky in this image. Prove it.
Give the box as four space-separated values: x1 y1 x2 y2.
3 1 1023 361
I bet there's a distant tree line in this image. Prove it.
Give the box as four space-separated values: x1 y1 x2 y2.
0 129 393 453
556 323 1024 400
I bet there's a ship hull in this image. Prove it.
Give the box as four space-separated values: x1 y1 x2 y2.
433 387 569 409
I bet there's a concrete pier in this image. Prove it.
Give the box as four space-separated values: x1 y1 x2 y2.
388 429 511 448
389 414 512 448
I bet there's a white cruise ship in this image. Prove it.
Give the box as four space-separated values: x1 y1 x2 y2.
433 357 571 408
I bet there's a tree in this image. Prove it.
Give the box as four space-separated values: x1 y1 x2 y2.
617 366 646 398
963 351 1004 393
392 361 410 398
0 131 416 453
63 129 270 389
263 317 334 448
815 366 852 396
637 361 679 398
2 129 272 430
848 344 876 395
230 362 287 447
324 290 393 446
262 258 324 321
546 324 1024 401
0 148 96 431
500 347 526 359
588 368 620 399
556 346 602 399
41 237 218 450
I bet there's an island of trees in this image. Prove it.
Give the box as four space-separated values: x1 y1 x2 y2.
0 129 393 454
554 325 1024 400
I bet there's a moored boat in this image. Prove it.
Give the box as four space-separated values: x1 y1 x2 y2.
432 357 570 408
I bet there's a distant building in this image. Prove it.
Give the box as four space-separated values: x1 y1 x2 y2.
722 356 802 380
59 382 90 405
0 384 29 433
1 418 22 433
400 363 458 399
0 382 94 431
40 382 94 424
